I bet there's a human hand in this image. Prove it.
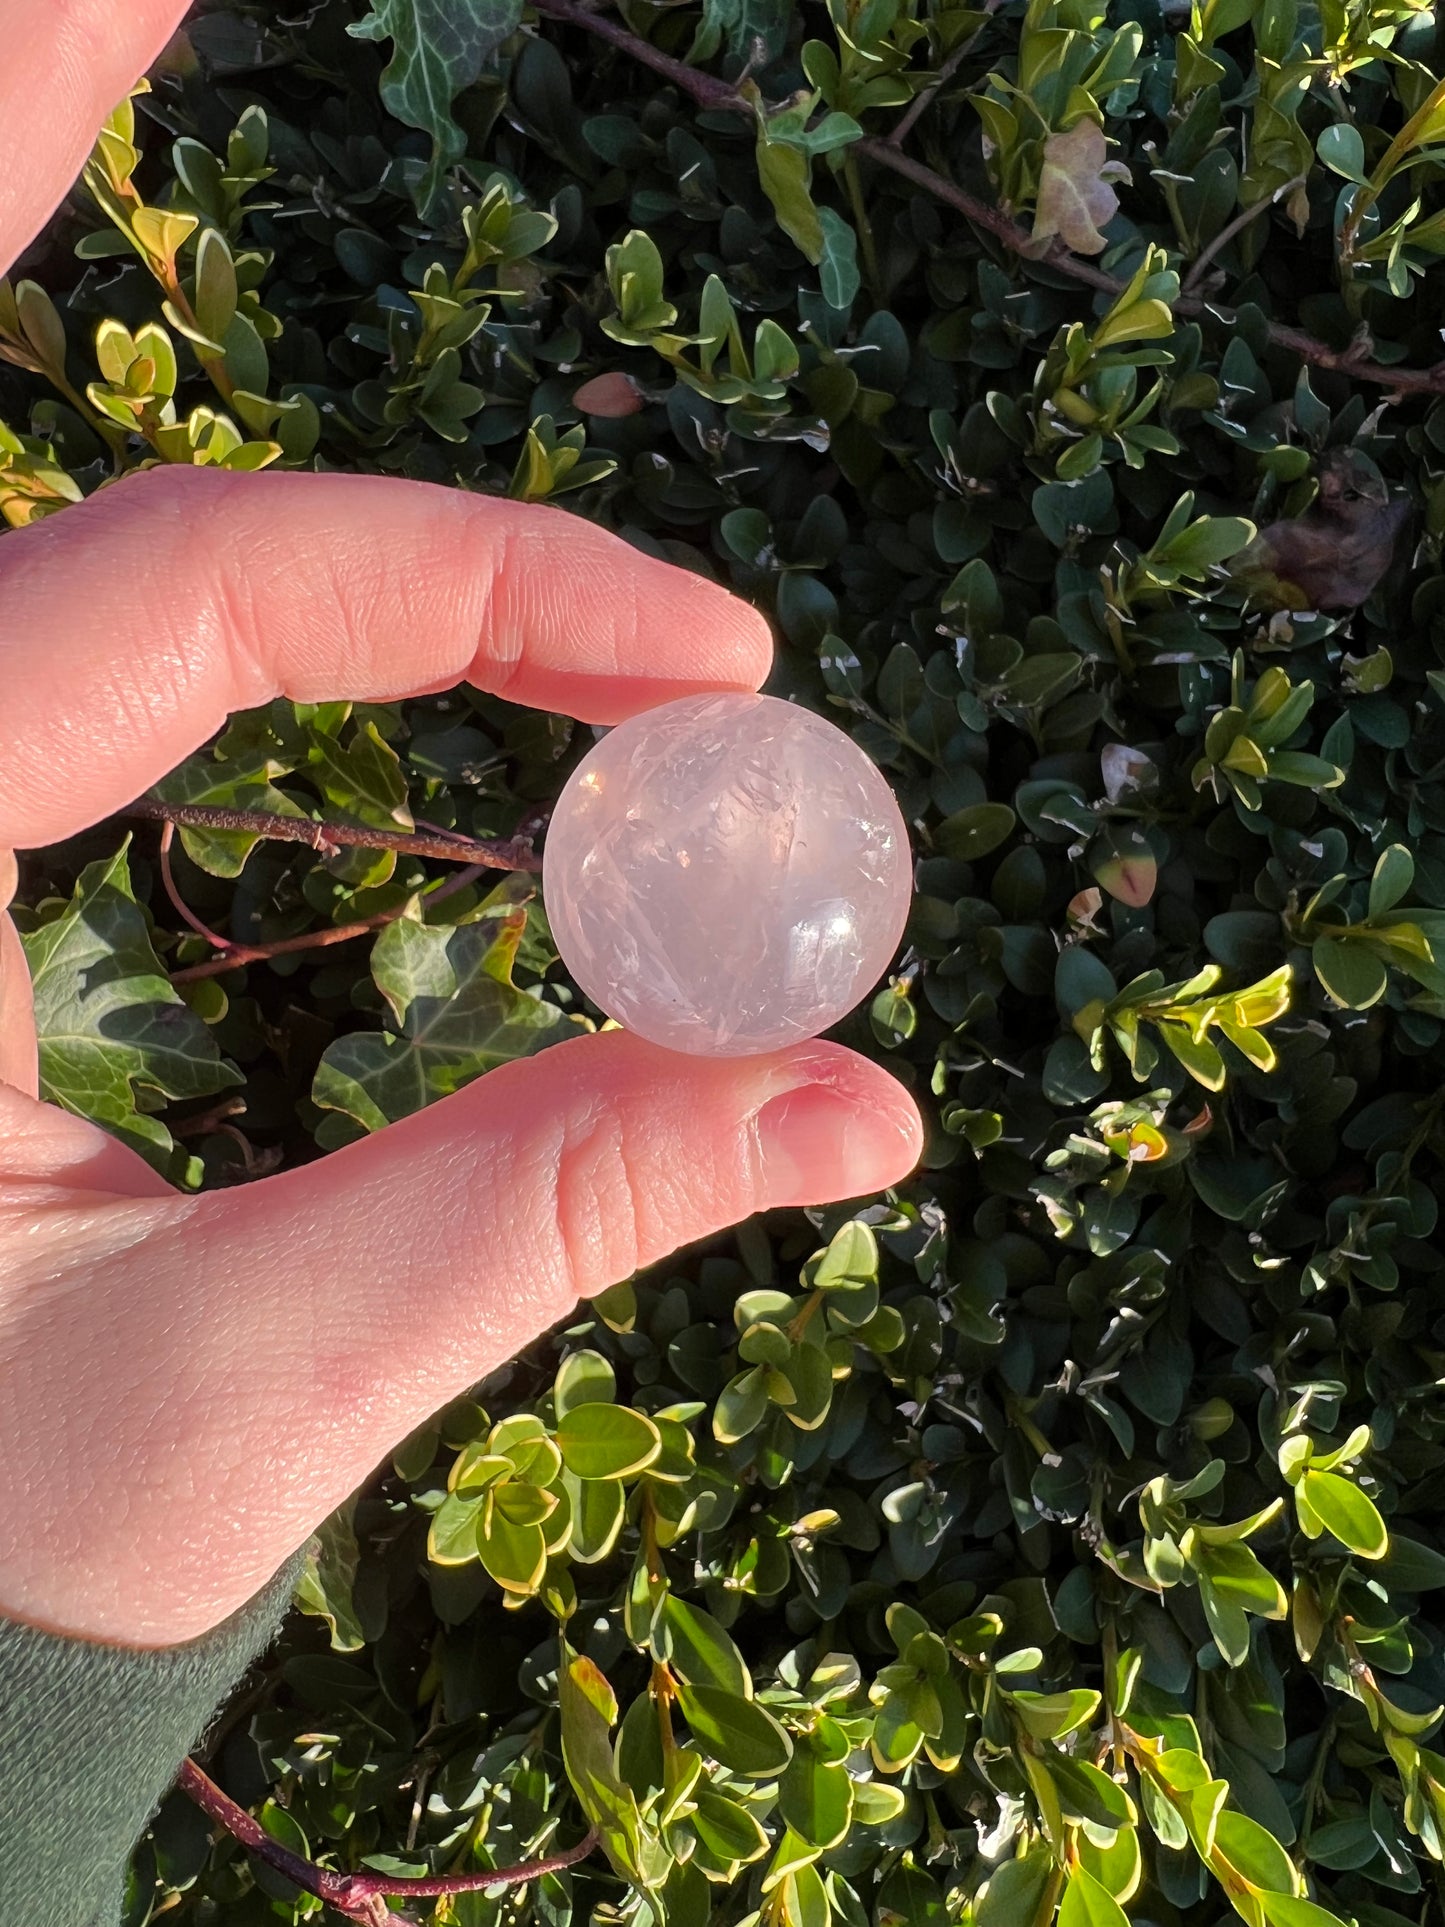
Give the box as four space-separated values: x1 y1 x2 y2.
0 4 922 1648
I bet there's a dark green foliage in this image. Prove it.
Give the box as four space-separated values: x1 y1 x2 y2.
13 0 1445 1922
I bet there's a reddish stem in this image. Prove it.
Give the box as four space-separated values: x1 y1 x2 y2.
169 861 495 982
176 1756 598 1924
158 820 230 950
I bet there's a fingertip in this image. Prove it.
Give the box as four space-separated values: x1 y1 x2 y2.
752 1042 924 1206
679 564 774 695
470 501 773 719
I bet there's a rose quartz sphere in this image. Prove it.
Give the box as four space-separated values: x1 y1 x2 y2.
543 692 912 1056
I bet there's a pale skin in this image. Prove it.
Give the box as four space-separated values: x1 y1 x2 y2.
0 3 923 1648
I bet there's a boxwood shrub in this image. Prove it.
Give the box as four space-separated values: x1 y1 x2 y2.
9 1 1445 1924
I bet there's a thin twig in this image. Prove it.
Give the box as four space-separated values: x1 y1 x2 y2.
530 0 1445 396
126 797 543 872
177 1758 598 1924
886 36 974 148
169 861 494 982
169 912 410 982
158 820 230 950
1181 176 1306 298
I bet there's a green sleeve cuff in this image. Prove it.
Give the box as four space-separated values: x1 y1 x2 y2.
0 1553 305 1927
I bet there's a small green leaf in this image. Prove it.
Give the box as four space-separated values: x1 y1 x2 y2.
555 1402 660 1480
1314 937 1390 1010
779 1744 853 1848
554 1349 617 1417
818 206 859 310
1317 122 1369 183
294 1502 367 1651
691 1785 770 1862
755 134 823 264
659 1595 750 1695
714 1365 771 1444
675 1681 794 1777
1370 844 1415 920
428 1491 484 1566
1212 1810 1297 1893
977 1849 1055 1927
781 1860 830 1927
1047 1755 1137 1830
1298 1469 1389 1558
1060 1868 1131 1927
1260 1894 1355 1927
813 1219 879 1289
566 1473 626 1564
934 802 1017 861
478 1510 547 1592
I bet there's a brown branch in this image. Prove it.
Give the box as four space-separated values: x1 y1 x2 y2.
534 0 742 109
127 797 543 872
886 36 975 149
177 1757 599 1925
530 0 1445 397
169 861 494 982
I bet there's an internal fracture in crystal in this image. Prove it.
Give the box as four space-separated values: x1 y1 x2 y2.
543 691 912 1056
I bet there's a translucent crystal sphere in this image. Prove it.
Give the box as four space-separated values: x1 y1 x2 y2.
543 692 912 1056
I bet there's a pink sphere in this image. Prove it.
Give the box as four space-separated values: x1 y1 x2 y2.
543 692 912 1056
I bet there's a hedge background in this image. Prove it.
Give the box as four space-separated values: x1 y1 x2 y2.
8 1 1445 1923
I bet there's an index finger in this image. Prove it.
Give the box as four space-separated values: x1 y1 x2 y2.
0 468 773 850
0 0 190 275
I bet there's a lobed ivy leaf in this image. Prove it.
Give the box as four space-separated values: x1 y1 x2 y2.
349 0 523 215
20 843 241 1183
311 904 574 1136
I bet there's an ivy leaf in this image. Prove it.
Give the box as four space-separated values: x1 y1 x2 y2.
151 758 309 879
690 0 791 63
348 0 523 215
311 907 573 1136
1032 121 1125 255
20 842 241 1183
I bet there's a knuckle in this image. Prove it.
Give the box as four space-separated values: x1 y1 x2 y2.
550 1098 642 1299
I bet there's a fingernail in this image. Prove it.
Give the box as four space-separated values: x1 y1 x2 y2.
753 1081 921 1206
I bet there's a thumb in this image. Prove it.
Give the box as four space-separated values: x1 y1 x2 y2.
193 1029 922 1413
1 1033 921 1644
